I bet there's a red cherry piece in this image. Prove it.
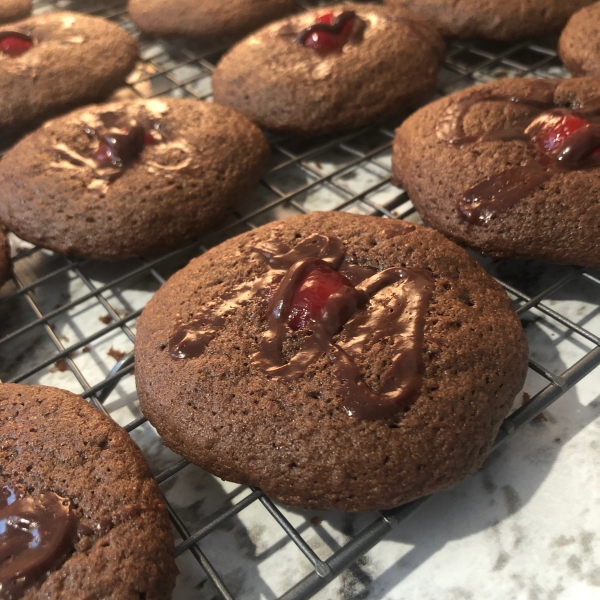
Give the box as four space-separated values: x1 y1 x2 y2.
526 110 590 154
143 130 157 146
316 12 335 24
301 12 355 54
93 125 145 168
288 264 353 331
93 142 114 166
0 32 33 57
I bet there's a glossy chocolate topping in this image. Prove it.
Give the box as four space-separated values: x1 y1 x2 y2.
436 80 556 146
458 166 551 225
169 234 344 360
170 234 434 420
0 485 77 600
437 82 600 224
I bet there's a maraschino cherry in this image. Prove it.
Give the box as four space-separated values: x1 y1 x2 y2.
288 262 353 330
525 109 600 165
93 124 148 168
0 32 33 57
296 11 356 54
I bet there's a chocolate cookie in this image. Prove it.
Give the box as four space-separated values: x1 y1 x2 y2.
129 0 296 41
559 2 600 75
0 0 30 25
385 0 594 40
0 98 270 259
0 383 177 599
212 3 444 136
135 211 528 512
0 229 10 289
393 77 600 268
0 11 137 131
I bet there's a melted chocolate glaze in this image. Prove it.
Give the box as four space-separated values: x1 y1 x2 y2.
458 165 551 225
169 234 434 421
0 486 77 600
294 10 364 48
169 234 344 359
436 80 556 146
436 81 600 224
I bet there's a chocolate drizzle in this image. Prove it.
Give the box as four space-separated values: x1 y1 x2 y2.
169 234 434 421
436 81 600 224
169 235 344 360
458 166 551 225
436 81 556 146
0 485 77 599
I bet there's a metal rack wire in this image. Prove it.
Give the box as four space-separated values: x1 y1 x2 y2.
1 0 599 598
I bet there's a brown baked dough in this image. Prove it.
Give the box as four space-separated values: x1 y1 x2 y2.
135 211 528 512
0 98 270 259
212 3 444 135
0 0 31 25
385 0 594 40
393 77 600 268
0 11 138 131
128 0 296 40
559 1 600 75
0 383 177 600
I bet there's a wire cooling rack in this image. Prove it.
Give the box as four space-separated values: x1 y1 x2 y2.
1 0 599 598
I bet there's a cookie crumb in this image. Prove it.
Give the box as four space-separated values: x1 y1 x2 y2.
310 516 322 527
99 314 112 324
52 358 69 372
107 347 126 362
521 392 531 405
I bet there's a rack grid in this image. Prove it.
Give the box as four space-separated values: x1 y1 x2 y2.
1 1 599 598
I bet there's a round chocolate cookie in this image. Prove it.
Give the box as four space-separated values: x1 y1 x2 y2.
135 211 528 512
129 0 296 41
0 98 270 259
0 11 137 131
393 77 600 268
0 0 30 25
0 383 177 599
0 229 10 289
559 2 600 75
212 3 445 136
385 0 594 40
